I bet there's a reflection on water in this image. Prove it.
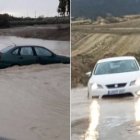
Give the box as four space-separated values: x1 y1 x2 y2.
84 100 100 140
135 97 140 122
72 88 140 140
135 97 140 135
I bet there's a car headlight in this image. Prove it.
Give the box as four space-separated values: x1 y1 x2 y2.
91 83 98 90
130 79 140 86
90 83 103 90
135 79 140 86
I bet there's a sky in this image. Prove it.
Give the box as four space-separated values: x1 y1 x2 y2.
0 0 59 17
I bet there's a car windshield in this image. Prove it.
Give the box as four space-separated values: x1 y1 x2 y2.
94 59 139 75
0 46 14 53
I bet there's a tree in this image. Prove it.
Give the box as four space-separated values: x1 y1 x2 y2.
67 0 70 16
58 0 70 16
0 14 10 28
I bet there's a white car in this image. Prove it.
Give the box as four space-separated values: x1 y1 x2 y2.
87 56 140 98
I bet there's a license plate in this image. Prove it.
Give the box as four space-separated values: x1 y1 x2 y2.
108 89 125 95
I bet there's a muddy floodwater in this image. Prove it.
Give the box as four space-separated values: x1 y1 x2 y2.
72 88 140 140
0 36 70 140
0 36 69 56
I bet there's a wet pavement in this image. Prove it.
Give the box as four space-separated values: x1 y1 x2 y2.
71 88 140 140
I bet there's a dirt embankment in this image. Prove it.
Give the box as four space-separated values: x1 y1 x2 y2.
72 19 140 87
0 24 70 41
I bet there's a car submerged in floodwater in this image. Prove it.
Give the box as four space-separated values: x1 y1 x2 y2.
0 45 70 68
87 56 140 98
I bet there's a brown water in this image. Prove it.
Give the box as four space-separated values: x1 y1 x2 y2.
0 36 70 56
0 36 70 140
72 88 140 140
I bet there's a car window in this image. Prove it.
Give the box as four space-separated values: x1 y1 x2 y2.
1 46 15 53
12 48 19 55
20 47 33 56
35 47 52 57
94 59 139 75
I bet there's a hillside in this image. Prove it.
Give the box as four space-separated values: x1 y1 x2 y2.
72 0 140 19
72 18 140 87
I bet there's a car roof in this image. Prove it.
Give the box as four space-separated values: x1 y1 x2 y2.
3 45 44 49
97 56 136 63
0 45 53 54
14 45 43 48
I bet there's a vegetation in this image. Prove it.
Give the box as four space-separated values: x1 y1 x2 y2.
58 0 70 16
0 14 10 27
0 14 70 28
0 1 70 28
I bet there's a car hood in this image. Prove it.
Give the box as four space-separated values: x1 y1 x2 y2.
89 71 140 85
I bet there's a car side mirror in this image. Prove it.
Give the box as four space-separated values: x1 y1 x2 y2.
86 71 92 77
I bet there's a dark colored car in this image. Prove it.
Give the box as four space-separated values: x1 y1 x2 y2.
0 45 70 68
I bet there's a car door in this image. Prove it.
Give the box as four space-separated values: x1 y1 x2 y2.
0 47 21 67
34 47 58 64
8 47 20 65
18 46 37 65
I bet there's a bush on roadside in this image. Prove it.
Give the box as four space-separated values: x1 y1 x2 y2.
0 14 70 28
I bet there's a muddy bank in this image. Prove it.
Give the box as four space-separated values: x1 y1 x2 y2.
0 24 70 41
71 88 140 140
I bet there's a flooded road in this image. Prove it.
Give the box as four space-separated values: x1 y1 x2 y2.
0 36 70 140
72 88 140 140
